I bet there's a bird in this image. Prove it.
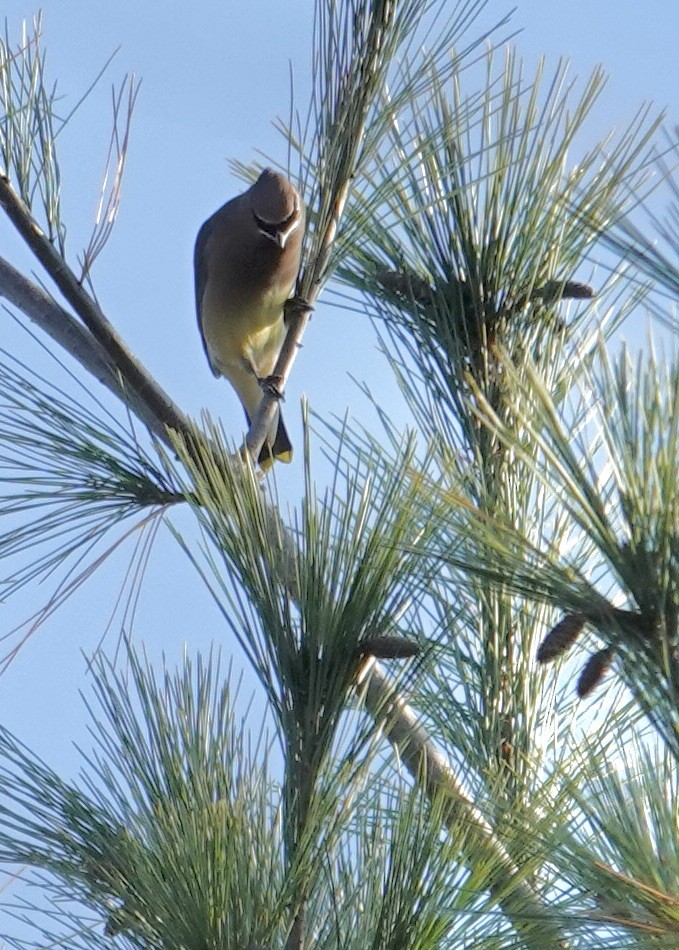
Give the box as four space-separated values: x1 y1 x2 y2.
194 168 305 469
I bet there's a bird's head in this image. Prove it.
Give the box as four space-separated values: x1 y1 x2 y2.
250 168 302 250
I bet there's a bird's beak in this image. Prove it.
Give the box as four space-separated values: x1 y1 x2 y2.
275 216 300 250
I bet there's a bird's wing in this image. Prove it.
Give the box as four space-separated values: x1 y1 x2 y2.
194 210 222 377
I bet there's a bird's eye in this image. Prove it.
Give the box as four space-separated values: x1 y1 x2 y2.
254 209 298 238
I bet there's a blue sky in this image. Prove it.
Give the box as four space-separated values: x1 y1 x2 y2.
0 0 678 938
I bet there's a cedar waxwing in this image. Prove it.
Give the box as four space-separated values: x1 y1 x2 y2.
194 169 305 468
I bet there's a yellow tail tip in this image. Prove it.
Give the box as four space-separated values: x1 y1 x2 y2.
257 447 293 472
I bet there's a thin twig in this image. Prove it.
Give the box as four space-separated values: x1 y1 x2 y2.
245 298 313 463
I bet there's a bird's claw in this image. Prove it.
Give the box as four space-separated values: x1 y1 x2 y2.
260 374 285 399
284 294 313 319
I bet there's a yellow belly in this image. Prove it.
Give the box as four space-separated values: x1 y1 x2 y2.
200 282 291 426
201 285 289 378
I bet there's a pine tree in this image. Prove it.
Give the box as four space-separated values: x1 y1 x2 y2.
0 3 677 947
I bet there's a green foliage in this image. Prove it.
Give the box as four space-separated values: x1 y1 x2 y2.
0 1 677 948
539 733 679 947
598 128 679 332
1 14 66 249
0 334 184 669
0 652 291 946
0 13 137 279
0 650 543 948
166 417 442 876
335 49 659 450
433 343 679 755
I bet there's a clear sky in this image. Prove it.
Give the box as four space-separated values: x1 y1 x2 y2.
0 0 678 938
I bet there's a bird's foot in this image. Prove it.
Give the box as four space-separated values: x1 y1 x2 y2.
284 294 313 320
260 374 285 399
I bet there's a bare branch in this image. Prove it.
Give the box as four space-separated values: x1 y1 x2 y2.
0 255 170 442
0 173 194 444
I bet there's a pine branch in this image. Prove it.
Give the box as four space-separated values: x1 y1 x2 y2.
0 255 169 442
362 663 570 947
0 174 193 445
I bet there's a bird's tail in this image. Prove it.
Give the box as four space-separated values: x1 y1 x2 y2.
258 408 293 471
